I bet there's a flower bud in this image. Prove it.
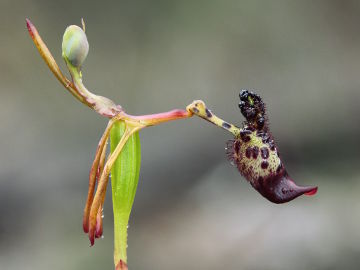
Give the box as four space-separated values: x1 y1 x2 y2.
62 25 89 67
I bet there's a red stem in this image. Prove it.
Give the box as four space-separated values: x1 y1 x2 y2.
124 109 192 126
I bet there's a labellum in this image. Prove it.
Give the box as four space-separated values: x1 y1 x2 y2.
227 90 317 203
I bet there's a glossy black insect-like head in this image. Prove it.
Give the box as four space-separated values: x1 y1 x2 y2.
238 89 266 130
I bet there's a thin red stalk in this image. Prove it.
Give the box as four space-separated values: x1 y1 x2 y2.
124 109 192 126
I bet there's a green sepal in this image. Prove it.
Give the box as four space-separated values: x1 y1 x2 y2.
110 121 141 264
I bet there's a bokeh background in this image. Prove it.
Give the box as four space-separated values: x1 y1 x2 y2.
1 0 360 269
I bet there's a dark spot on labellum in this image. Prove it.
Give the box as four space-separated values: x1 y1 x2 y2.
252 146 259 159
257 117 265 129
261 161 269 169
240 130 252 136
269 141 275 151
276 163 282 173
234 140 241 153
192 107 199 113
261 147 269 159
240 130 252 142
205 108 212 118
246 126 256 132
222 122 231 129
262 135 270 143
245 147 252 158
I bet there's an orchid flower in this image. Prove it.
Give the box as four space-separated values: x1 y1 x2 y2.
26 18 317 270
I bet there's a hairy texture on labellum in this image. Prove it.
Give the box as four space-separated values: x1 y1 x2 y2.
228 90 317 203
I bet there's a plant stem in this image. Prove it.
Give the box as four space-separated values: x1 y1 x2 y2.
186 100 241 136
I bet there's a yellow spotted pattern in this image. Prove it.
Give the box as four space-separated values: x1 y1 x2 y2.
234 131 281 184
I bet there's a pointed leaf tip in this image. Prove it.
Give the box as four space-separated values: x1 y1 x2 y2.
26 18 34 38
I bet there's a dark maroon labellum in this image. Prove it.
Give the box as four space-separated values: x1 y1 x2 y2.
227 90 318 204
252 169 318 204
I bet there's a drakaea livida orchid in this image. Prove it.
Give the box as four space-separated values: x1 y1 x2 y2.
27 18 317 270
186 92 317 204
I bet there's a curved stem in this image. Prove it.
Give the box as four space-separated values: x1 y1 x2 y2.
27 20 239 135
26 18 122 118
66 61 122 118
186 100 241 136
123 109 192 127
26 19 85 104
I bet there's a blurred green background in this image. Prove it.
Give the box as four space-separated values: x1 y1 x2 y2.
1 0 360 269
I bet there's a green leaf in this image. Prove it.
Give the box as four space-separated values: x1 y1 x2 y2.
110 121 141 265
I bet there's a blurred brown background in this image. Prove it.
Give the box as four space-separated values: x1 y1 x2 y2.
1 0 360 269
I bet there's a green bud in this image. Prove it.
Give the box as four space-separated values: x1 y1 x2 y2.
62 25 89 67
